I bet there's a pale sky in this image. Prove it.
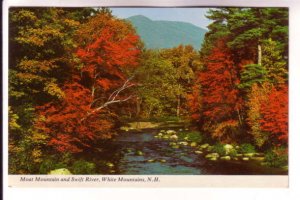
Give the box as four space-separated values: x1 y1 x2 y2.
110 8 211 29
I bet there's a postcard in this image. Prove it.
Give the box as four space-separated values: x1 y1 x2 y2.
3 0 296 192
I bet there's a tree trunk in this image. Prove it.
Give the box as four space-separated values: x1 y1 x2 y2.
176 95 180 117
258 44 262 65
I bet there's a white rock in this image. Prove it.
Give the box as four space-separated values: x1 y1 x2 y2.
170 135 178 140
220 156 231 160
48 168 72 175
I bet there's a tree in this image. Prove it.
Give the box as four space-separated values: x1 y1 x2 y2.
260 85 288 145
246 83 271 147
199 40 243 142
36 10 141 153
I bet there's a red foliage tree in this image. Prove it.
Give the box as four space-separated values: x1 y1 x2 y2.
260 85 288 145
36 12 141 153
199 40 242 123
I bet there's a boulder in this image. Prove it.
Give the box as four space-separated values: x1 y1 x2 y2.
243 153 255 157
179 141 188 146
200 143 210 149
170 135 178 140
205 153 220 159
220 156 231 161
250 157 265 161
106 162 114 168
162 135 169 139
190 142 197 147
224 144 234 155
166 130 176 135
48 168 72 175
254 153 264 157
242 157 249 161
136 150 144 156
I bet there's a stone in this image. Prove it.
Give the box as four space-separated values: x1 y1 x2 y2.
250 157 265 161
179 141 188 146
254 153 264 157
224 144 234 155
242 157 249 161
147 159 155 162
48 168 72 175
190 142 197 147
243 153 255 157
136 151 144 156
200 143 210 149
162 135 169 139
170 135 178 140
106 162 114 167
169 142 177 146
160 159 167 163
195 150 203 154
220 156 231 160
205 153 220 159
166 130 176 134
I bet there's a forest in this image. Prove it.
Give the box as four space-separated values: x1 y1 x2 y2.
9 8 288 175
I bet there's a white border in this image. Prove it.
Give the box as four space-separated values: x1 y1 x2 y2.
3 0 300 200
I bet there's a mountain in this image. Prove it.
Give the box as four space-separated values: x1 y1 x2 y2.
127 15 207 50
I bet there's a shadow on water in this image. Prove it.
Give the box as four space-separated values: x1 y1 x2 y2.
80 129 287 175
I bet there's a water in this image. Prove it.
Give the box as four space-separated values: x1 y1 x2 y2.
81 130 287 175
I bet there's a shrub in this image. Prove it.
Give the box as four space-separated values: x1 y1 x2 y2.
71 159 96 174
239 143 256 154
265 147 288 168
212 143 226 156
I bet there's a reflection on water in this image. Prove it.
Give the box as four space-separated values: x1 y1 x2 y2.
80 130 287 175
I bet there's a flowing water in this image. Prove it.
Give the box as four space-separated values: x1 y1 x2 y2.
81 129 287 175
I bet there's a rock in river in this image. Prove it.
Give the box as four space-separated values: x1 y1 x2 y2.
190 142 197 147
205 153 219 159
170 135 178 140
48 168 72 175
220 156 231 161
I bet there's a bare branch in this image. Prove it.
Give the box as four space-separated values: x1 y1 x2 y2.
81 76 135 122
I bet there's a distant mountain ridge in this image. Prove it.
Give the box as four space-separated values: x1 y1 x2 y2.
127 15 207 50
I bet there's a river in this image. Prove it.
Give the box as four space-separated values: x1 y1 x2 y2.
79 128 287 175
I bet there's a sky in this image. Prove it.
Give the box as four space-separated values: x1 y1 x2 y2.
110 8 212 29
